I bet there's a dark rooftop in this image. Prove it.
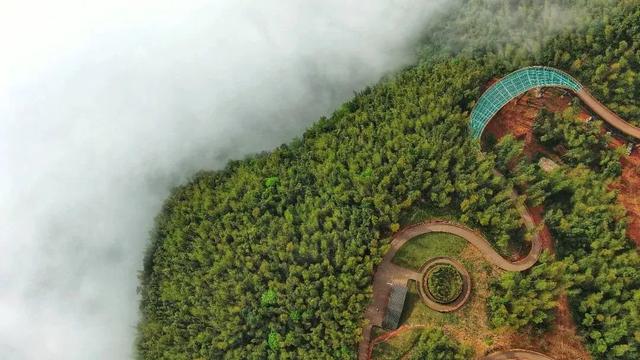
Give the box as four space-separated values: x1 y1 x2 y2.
382 284 408 330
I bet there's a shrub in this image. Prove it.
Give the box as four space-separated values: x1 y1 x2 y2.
426 264 463 304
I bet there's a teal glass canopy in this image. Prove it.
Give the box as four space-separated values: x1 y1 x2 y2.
470 66 583 139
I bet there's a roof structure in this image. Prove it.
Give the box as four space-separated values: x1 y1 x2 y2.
470 66 583 139
381 284 408 330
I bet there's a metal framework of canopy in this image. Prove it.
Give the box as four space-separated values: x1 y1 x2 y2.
381 284 407 330
470 66 583 139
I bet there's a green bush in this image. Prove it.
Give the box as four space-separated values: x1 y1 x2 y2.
426 264 463 304
267 332 280 350
260 289 277 306
408 328 473 360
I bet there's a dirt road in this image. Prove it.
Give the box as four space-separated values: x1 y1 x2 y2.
576 88 640 139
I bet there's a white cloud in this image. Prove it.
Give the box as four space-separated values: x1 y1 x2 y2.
0 1 448 359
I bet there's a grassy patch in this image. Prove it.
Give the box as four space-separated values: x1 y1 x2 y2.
371 328 422 360
392 232 467 271
400 280 460 326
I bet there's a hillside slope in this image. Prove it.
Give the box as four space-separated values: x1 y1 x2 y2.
138 1 640 359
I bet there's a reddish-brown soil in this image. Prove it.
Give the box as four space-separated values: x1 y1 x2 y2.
482 85 640 246
368 324 426 360
616 155 640 243
495 313 591 360
483 87 572 159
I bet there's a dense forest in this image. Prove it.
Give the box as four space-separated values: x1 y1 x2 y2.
138 0 640 359
533 106 623 177
137 57 521 359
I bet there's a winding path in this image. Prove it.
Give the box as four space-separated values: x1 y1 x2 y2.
483 349 554 360
408 221 540 272
417 257 472 312
470 66 640 140
358 209 542 359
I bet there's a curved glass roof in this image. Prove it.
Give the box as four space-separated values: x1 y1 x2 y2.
470 66 583 139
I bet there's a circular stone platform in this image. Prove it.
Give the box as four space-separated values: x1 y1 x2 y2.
417 257 471 312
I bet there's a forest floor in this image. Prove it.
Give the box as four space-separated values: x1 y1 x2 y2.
529 206 554 252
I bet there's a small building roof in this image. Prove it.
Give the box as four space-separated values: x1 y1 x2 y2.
382 284 408 330
538 157 560 172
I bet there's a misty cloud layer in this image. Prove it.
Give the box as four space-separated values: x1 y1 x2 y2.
0 1 450 359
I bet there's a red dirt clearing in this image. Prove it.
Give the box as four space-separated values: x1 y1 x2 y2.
483 86 572 158
616 156 640 243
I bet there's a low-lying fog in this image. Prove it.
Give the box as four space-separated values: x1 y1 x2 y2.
0 1 449 358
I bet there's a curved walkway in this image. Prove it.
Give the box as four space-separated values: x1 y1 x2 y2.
483 349 554 360
417 257 472 312
470 66 640 140
409 221 540 272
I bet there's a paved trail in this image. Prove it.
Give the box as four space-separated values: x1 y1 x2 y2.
576 88 640 139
